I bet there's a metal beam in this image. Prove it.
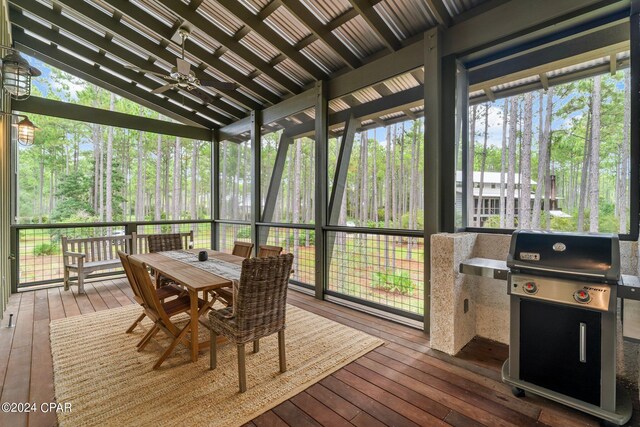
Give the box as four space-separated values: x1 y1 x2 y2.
143 0 302 95
468 21 629 87
260 133 293 242
347 0 400 51
425 0 451 27
217 0 326 80
327 113 358 225
13 97 213 140
220 88 316 140
10 6 235 124
443 0 629 58
13 28 213 128
328 39 424 99
50 0 277 107
250 110 261 255
314 80 328 300
281 0 362 69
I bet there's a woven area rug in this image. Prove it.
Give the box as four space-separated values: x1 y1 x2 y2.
50 303 383 427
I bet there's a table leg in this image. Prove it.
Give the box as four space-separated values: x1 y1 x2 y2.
189 288 198 362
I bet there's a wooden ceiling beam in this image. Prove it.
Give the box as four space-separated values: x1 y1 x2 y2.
45 0 273 108
146 0 302 95
280 0 361 69
347 0 400 51
217 0 326 80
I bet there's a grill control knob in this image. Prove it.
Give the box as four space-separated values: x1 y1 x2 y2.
523 282 537 294
574 289 591 304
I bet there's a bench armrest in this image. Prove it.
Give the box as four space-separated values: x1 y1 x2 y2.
64 251 86 259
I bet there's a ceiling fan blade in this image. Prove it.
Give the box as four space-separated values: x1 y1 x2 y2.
176 58 191 76
124 65 171 78
198 79 238 91
190 87 214 104
151 83 174 94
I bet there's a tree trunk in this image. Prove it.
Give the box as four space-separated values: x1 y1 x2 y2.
190 141 198 219
360 131 368 224
173 137 182 223
135 131 144 220
519 93 533 229
506 97 518 228
499 100 508 228
588 75 602 232
618 69 630 232
467 105 477 225
532 89 553 229
476 104 490 227
384 125 391 269
155 134 162 221
105 93 115 223
293 139 301 272
578 97 593 232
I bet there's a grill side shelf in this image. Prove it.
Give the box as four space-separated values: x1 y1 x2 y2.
620 275 640 301
459 258 508 281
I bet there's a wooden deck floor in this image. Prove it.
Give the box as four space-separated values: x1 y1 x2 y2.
0 278 633 427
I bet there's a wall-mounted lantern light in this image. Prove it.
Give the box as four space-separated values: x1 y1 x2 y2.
0 112 38 146
1 48 41 100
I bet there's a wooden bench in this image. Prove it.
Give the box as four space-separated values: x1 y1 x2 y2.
62 234 134 294
62 231 194 293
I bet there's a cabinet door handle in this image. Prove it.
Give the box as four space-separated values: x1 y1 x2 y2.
579 322 587 363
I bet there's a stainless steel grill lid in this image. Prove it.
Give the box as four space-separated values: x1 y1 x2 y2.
506 230 620 283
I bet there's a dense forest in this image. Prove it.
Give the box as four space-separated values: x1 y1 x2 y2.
468 69 630 233
17 61 211 224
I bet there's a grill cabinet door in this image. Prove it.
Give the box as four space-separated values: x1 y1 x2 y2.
520 299 601 406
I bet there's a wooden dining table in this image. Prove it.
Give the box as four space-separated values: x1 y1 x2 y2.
129 249 245 362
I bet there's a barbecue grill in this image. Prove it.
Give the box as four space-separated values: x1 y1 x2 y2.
460 230 634 425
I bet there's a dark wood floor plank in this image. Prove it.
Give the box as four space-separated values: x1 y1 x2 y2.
103 279 135 307
59 287 82 318
46 287 66 321
375 345 542 419
28 290 56 427
0 292 34 427
321 375 420 427
333 367 448 426
71 287 96 315
272 400 322 427
83 283 109 312
252 410 289 427
91 281 121 309
0 293 21 398
290 391 353 427
305 383 362 422
444 410 487 427
365 351 543 427
113 278 137 303
355 355 518 427
343 360 450 420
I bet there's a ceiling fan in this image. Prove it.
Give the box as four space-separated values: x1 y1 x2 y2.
125 26 237 103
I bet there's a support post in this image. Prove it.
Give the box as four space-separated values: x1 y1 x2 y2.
326 112 358 262
424 28 464 332
259 133 294 243
250 111 261 256
212 130 220 250
629 3 640 241
314 81 328 300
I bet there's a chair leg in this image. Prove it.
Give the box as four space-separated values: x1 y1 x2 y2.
278 330 286 373
63 268 70 291
253 339 259 353
153 323 191 370
126 312 146 333
137 325 159 350
210 329 217 370
237 344 247 393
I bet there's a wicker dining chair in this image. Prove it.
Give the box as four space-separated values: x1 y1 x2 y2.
146 233 187 287
209 253 294 392
129 256 207 369
231 241 254 258
257 245 283 258
117 251 184 339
